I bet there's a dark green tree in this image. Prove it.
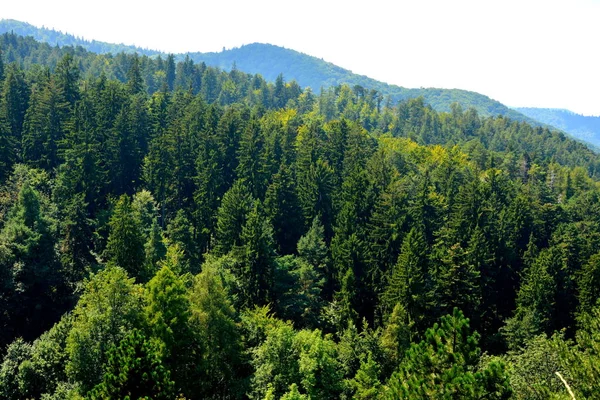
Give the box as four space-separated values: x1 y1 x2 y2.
383 227 429 332
238 200 276 307
1 63 28 143
104 195 146 279
214 179 254 255
264 163 303 254
0 183 65 342
22 76 69 170
54 53 80 106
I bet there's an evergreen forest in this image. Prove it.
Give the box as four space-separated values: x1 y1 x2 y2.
1 32 600 399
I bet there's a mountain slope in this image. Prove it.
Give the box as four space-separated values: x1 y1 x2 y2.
0 19 537 124
0 18 160 57
187 43 536 121
515 107 600 148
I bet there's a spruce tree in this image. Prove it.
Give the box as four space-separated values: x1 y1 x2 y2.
386 308 511 399
214 179 253 255
383 227 428 330
104 195 146 279
239 200 276 307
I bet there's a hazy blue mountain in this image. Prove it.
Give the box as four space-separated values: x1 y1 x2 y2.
0 18 161 56
516 108 600 148
0 19 538 125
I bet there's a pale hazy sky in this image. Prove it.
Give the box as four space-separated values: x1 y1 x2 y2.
2 0 599 116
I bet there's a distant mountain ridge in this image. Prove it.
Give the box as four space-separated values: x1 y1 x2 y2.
515 108 600 148
0 19 161 56
0 19 538 123
5 18 600 149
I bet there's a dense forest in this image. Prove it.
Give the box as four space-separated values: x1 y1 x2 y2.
1 32 600 399
516 107 600 149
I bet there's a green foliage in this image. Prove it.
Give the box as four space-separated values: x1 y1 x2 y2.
65 266 143 392
188 260 244 398
347 354 382 400
4 28 600 398
385 308 511 399
237 200 276 307
380 303 412 371
273 255 324 329
250 323 343 400
87 329 174 400
0 338 32 399
383 227 428 330
504 334 570 399
0 182 66 342
214 179 254 255
104 195 146 279
14 313 73 398
557 305 600 399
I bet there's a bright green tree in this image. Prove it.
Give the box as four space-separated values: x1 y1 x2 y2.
238 200 276 307
188 261 243 398
87 329 174 400
144 265 193 396
385 308 511 399
65 266 143 392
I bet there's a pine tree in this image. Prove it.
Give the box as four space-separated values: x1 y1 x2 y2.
214 179 254 255
348 354 382 400
386 308 511 399
297 217 328 271
383 227 428 330
143 219 166 280
0 103 16 180
144 265 192 395
332 232 370 323
104 195 146 279
433 243 481 325
165 54 176 92
1 63 28 144
54 53 80 106
238 200 276 307
22 76 69 170
236 116 267 199
264 163 303 254
56 95 105 217
367 179 409 298
126 54 145 95
57 192 96 285
0 183 66 342
87 330 174 400
502 248 557 349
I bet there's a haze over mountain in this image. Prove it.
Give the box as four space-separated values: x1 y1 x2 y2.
3 18 600 149
515 108 600 149
0 19 534 121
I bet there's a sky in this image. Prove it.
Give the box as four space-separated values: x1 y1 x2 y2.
2 0 599 116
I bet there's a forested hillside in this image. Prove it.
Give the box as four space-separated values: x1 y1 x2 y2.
0 19 539 124
516 107 600 148
1 33 600 399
